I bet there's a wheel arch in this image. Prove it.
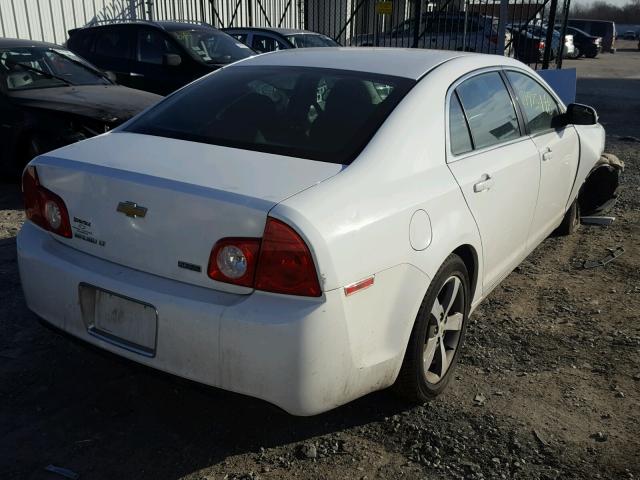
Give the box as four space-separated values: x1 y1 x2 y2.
452 244 479 303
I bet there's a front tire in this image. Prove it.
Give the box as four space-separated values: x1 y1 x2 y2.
394 254 470 401
554 199 580 236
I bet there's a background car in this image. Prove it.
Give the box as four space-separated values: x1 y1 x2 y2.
17 48 606 415
622 30 637 40
0 38 160 179
67 21 254 95
525 25 576 58
507 26 547 63
223 27 339 52
565 26 601 58
350 13 504 53
568 19 616 52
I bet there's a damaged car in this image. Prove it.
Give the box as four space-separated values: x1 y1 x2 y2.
17 49 618 415
0 38 161 179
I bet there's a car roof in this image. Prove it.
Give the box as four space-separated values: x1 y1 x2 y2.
0 37 62 49
236 47 487 80
71 20 219 33
224 27 318 35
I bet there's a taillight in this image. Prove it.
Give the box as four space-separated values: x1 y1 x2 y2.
22 166 72 238
208 217 321 297
537 40 545 50
207 238 260 287
255 218 321 297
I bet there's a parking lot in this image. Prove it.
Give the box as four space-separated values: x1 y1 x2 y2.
1 42 639 480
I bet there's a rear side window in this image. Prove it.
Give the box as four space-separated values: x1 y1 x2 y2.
449 93 473 155
137 29 180 64
94 29 131 59
506 71 559 134
68 32 95 54
252 34 287 53
126 66 415 164
229 33 248 43
455 72 520 150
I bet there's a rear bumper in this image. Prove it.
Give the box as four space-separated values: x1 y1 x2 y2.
17 222 411 415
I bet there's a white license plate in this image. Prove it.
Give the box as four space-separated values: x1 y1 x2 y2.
80 285 157 356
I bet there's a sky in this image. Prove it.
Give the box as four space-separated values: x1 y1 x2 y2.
572 0 633 6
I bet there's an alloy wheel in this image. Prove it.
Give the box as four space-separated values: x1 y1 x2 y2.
423 275 465 384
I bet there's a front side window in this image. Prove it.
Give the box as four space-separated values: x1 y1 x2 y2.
455 71 520 150
138 29 180 64
506 71 559 134
0 47 108 90
169 27 253 65
126 66 414 164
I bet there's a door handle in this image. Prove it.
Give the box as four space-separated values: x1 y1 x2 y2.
542 147 553 161
129 72 144 77
473 174 494 193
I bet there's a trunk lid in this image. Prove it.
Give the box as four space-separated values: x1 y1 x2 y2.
33 132 343 293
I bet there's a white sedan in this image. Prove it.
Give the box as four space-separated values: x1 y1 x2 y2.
18 48 605 415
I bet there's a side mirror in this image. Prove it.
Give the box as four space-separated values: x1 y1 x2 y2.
163 53 182 67
103 70 117 83
564 103 599 125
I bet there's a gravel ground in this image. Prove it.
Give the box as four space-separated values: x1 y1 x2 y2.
1 43 639 480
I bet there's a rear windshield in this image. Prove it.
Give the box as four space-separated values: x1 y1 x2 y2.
285 34 339 48
125 66 414 164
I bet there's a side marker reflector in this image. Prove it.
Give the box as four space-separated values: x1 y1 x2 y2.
344 276 375 297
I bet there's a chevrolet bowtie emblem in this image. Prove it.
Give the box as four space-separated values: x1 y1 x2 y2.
117 201 147 218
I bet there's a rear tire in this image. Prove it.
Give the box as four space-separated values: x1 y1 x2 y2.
554 199 580 236
393 254 470 402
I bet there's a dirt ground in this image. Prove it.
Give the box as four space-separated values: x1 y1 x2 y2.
1 42 639 480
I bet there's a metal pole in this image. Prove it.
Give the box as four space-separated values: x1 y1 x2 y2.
497 0 508 55
542 0 558 69
411 0 421 47
556 0 570 69
463 0 468 51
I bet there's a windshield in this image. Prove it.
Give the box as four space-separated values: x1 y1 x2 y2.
126 66 414 164
0 46 108 91
169 27 253 65
285 34 339 48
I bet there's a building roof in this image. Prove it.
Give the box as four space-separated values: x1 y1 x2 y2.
238 47 471 80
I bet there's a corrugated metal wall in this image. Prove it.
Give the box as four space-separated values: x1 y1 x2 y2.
0 0 303 45
0 0 146 44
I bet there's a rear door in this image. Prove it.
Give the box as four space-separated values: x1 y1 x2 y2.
92 26 135 87
446 70 541 291
504 70 580 246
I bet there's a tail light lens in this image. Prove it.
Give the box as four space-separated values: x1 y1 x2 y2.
22 166 72 238
537 40 545 50
255 218 321 297
208 217 321 297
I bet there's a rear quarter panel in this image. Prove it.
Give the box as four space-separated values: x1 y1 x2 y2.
272 63 487 370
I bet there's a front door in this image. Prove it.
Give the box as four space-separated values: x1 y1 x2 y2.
504 70 580 247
